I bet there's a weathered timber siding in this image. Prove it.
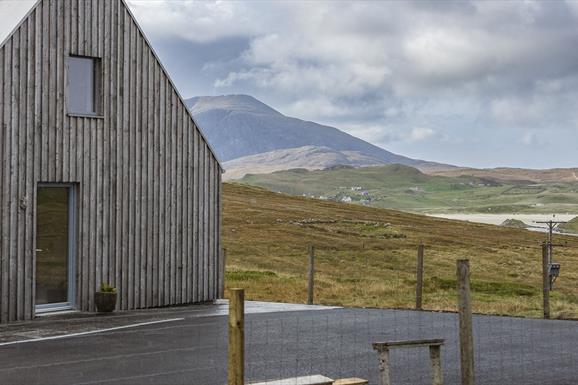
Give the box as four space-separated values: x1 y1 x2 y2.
0 0 222 323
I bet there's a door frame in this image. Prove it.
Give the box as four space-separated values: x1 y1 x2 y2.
35 183 77 314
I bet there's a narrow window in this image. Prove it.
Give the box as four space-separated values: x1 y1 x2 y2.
67 56 101 115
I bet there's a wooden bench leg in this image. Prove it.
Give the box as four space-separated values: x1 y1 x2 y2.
429 345 444 385
377 348 392 385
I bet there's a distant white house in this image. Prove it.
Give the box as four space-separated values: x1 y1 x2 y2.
409 186 425 193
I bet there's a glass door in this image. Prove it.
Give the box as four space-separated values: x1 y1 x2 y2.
35 185 76 313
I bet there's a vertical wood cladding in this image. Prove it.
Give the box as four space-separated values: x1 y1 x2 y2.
0 0 222 322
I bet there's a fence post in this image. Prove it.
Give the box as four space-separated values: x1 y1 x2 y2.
542 242 550 319
416 244 424 310
457 259 475 385
429 344 444 385
228 288 244 385
219 248 227 299
308 244 315 305
376 347 392 385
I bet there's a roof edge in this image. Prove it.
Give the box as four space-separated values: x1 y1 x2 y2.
0 0 42 50
120 0 224 171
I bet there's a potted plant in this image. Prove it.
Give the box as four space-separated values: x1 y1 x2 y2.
95 282 117 313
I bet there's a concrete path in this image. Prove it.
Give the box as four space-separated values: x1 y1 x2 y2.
0 305 577 385
0 301 338 344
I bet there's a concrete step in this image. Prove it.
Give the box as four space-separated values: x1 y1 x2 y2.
249 375 334 385
334 379 369 385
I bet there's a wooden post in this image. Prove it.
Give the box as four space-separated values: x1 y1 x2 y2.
376 347 392 385
308 244 315 305
228 288 244 385
429 345 444 385
457 260 475 385
542 242 550 319
416 244 424 310
219 248 227 299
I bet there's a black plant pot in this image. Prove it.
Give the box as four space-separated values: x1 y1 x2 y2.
95 291 117 313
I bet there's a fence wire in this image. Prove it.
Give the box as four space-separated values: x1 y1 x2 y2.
241 309 578 385
137 306 578 385
212 241 578 385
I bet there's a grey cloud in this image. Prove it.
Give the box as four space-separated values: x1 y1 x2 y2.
127 0 578 168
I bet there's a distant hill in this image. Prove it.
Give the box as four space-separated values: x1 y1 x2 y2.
428 167 578 183
238 164 578 214
500 219 528 229
559 217 578 234
186 95 452 175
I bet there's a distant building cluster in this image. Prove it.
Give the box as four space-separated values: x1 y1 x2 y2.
299 185 374 206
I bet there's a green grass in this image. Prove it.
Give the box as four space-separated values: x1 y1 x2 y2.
239 165 578 214
426 277 537 297
223 183 578 318
226 270 278 281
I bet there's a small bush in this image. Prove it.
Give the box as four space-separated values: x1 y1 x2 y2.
100 282 117 293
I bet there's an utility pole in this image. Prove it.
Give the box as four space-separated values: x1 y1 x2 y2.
535 219 566 316
534 219 567 264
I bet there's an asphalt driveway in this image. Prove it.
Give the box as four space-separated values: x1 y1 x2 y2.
0 303 577 385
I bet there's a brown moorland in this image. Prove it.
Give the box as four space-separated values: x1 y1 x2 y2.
222 183 578 318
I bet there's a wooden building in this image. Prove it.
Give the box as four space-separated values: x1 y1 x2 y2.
0 0 223 323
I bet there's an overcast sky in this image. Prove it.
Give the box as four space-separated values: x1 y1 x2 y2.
2 1 578 168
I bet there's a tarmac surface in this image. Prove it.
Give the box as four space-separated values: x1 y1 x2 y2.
0 302 577 385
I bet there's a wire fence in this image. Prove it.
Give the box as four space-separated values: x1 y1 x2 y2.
249 311 578 384
166 307 578 385
217 241 578 385
226 239 576 319
2 276 577 385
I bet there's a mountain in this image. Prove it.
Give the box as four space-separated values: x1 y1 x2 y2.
186 95 452 177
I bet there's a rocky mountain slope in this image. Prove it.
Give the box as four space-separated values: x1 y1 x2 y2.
221 145 387 180
187 94 451 178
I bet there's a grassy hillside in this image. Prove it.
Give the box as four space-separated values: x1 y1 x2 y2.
239 165 578 214
559 217 578 234
223 183 578 318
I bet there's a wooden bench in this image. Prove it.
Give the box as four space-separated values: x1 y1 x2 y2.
249 375 334 385
372 339 445 385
